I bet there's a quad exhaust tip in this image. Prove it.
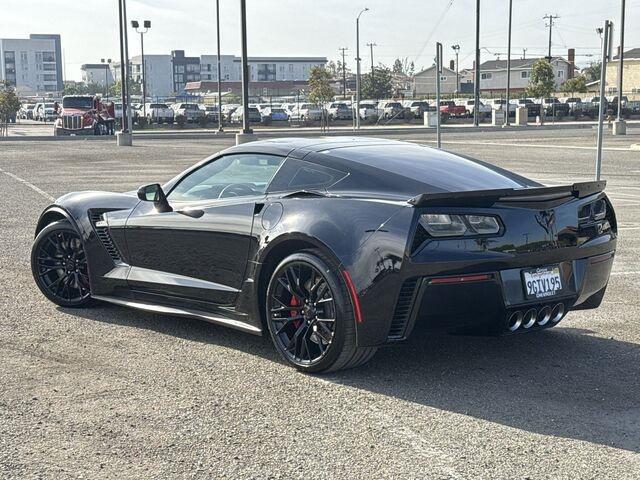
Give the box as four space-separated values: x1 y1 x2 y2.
522 309 537 329
551 303 565 323
508 303 565 332
508 311 523 332
537 306 552 326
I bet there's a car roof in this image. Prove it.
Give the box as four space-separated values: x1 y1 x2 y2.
226 137 536 196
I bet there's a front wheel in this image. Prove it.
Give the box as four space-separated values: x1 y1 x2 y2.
265 249 377 373
31 220 93 308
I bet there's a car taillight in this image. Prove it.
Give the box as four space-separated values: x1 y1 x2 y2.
419 213 502 237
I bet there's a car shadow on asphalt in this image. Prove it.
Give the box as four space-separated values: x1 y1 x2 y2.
66 304 640 453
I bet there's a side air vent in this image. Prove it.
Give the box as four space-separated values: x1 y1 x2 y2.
387 278 419 340
89 211 122 262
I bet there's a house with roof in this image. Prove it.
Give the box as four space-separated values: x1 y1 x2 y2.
412 65 459 96
472 56 572 94
605 48 640 95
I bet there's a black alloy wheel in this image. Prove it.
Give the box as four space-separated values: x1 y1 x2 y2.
31 221 92 307
265 250 377 373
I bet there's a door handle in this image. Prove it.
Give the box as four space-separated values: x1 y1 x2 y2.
177 208 204 219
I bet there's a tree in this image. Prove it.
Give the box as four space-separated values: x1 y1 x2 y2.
109 78 141 98
308 66 334 105
0 82 21 136
361 66 393 100
560 75 587 94
526 59 556 98
326 60 339 78
392 58 415 77
583 62 601 83
393 59 404 74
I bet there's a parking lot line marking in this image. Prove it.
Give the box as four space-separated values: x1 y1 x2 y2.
0 168 55 202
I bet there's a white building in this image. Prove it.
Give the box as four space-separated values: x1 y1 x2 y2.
112 55 174 98
110 53 327 99
199 55 326 82
473 56 573 93
81 63 114 87
0 34 63 95
412 65 459 95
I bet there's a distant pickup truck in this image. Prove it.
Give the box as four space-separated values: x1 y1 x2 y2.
439 100 466 117
145 103 174 124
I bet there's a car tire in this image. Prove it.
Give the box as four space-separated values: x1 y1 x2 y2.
31 220 94 308
265 249 377 373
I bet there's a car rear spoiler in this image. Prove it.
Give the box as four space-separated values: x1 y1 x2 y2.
408 181 606 207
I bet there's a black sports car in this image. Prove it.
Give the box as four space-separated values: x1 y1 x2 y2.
31 137 617 372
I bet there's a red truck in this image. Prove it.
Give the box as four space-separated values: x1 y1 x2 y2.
439 100 466 118
54 95 115 136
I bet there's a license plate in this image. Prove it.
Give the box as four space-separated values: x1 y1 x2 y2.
523 266 562 300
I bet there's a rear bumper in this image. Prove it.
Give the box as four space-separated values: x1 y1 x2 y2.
386 251 614 342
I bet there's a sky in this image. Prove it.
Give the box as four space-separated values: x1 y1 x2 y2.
1 0 638 81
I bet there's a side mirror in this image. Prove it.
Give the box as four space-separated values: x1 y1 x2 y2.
137 183 172 213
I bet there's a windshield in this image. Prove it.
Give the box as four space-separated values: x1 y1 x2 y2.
44 103 55 108
387 102 402 108
181 104 199 110
62 97 93 109
149 103 168 109
272 108 285 114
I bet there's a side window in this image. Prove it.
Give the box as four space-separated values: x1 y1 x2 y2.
268 158 347 192
168 153 284 202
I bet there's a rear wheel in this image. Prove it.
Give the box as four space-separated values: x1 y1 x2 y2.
265 250 376 373
31 220 93 308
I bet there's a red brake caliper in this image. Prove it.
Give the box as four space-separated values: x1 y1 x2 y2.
290 295 301 329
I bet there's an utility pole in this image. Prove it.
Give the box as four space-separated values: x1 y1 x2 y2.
355 7 369 130
613 0 626 135
215 0 223 132
543 14 559 61
436 43 443 148
367 42 376 99
473 0 481 127
339 47 348 99
505 0 513 126
451 44 460 93
596 20 613 180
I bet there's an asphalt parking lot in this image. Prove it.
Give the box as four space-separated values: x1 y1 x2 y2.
1 128 639 479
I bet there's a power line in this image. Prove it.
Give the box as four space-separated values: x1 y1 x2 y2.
413 0 455 63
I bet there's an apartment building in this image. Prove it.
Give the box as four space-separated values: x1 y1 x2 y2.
109 52 326 98
0 34 63 95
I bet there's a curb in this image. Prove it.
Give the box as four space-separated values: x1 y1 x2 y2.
1 121 630 141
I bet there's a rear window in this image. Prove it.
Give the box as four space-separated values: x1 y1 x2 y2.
150 103 168 108
268 158 347 192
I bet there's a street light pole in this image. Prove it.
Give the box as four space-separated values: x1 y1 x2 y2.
473 0 481 127
215 0 223 132
614 0 626 135
436 42 443 148
355 7 369 130
116 0 130 139
451 45 460 93
505 0 513 126
131 20 150 119
596 20 613 180
101 58 111 100
239 0 252 136
122 0 133 136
